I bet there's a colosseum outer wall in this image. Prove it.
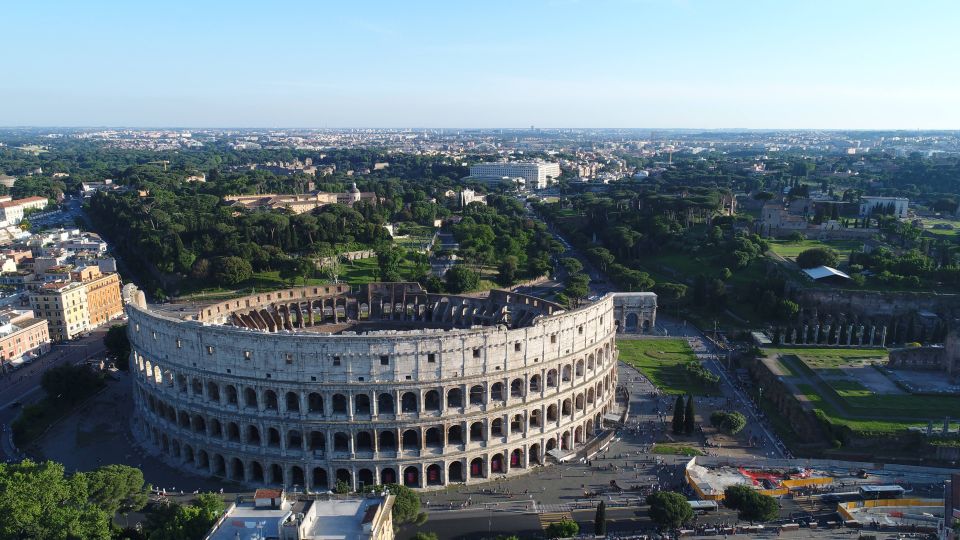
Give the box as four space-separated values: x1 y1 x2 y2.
126 285 620 490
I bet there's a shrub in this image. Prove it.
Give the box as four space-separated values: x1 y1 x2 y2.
796 247 838 269
545 519 579 538
710 411 747 434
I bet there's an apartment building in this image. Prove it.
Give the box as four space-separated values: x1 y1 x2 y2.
28 267 123 341
83 271 123 327
0 196 48 225
467 161 561 190
0 308 50 364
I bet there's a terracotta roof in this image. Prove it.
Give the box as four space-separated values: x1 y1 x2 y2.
254 488 282 499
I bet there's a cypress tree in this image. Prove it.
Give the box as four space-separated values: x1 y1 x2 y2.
594 500 607 536
672 395 685 434
684 395 696 435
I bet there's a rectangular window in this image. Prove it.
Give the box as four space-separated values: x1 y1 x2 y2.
578 326 583 335
176 339 182 349
427 353 436 363
285 353 294 365
244 350 252 359
473 348 481 358
550 334 557 344
380 355 389 366
206 345 214 355
333 356 341 366
514 343 521 352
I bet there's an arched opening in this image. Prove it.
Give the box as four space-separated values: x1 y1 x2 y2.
447 425 463 445
511 448 523 468
312 468 328 490
178 411 190 428
587 355 595 371
575 425 583 444
358 468 374 489
546 369 557 388
491 418 503 437
400 392 417 413
530 444 541 465
401 429 419 450
288 430 302 450
530 409 542 428
426 464 442 486
183 444 194 464
333 432 349 452
380 468 396 485
291 466 304 488
423 390 440 411
403 466 419 487
547 404 558 422
355 431 373 452
355 394 371 415
213 455 226 476
561 398 572 417
244 387 258 408
264 390 278 410
308 393 323 414
575 359 584 376
198 450 209 471
469 421 484 442
561 364 572 382
491 453 504 474
511 414 523 433
446 388 463 408
561 431 570 450
231 458 245 481
246 425 261 445
546 438 557 451
267 427 281 447
448 461 464 483
207 382 220 402
575 393 585 411
425 427 442 447
227 422 240 442
587 388 595 404
529 375 541 393
379 430 396 451
470 457 484 478
310 431 325 452
626 312 639 332
192 415 205 433
250 461 264 482
270 464 283 485
332 394 347 414
490 382 504 401
176 374 187 393
378 393 395 415
286 392 300 412
191 378 203 395
336 469 352 488
510 378 524 398
468 385 484 405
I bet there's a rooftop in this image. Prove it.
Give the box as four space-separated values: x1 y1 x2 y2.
206 501 293 540
301 498 385 540
802 265 851 281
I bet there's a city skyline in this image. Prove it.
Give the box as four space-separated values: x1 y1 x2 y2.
3 0 960 129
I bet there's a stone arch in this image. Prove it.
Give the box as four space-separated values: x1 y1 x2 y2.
490 418 504 437
243 387 258 408
469 385 484 405
287 429 302 449
546 438 557 451
446 387 463 408
510 378 524 398
491 453 504 473
355 431 373 451
176 373 187 393
425 426 442 447
191 414 206 433
227 422 241 442
309 430 326 451
336 468 352 488
191 377 203 395
178 411 190 428
561 364 572 382
401 429 419 450
490 382 504 401
183 443 193 464
230 457 245 481
447 424 463 445
212 454 226 476
561 430 570 450
207 382 220 402
547 404 558 422
448 461 464 482
401 392 417 413
561 398 572 416
510 448 524 468
358 468 374 489
574 425 583 444
379 430 396 450
197 450 210 471
530 409 542 428
426 464 442 486
587 354 595 371
530 443 541 465
225 385 238 406
510 414 523 433
469 457 484 478
546 369 558 387
250 461 265 483
380 467 396 485
267 427 281 447
575 393 585 411
333 432 350 452
270 464 283 485
378 393 395 414
423 390 440 411
313 467 329 490
529 375 541 393
291 466 305 487
285 391 300 412
587 387 595 404
332 394 347 414
469 421 484 442
403 466 419 487
626 312 639 331
355 394 371 415
308 392 324 414
246 425 261 445
575 359 584 376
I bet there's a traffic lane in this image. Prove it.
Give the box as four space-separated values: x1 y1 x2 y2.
400 509 542 540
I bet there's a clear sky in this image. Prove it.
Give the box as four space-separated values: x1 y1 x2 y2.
3 0 959 129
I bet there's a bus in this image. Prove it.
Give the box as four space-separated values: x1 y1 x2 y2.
858 485 905 500
688 500 719 513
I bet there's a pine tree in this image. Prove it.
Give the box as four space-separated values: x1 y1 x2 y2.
594 500 607 536
672 395 685 434
684 395 696 435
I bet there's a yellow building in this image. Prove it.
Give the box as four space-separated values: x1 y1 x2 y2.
30 281 89 341
83 271 123 327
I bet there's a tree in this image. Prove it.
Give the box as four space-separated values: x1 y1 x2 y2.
684 395 696 435
646 491 693 529
545 519 579 538
723 485 780 522
710 410 747 434
594 500 607 536
564 273 590 305
445 265 479 293
672 395 685 434
376 246 403 282
85 464 150 515
212 256 253 286
379 484 424 526
560 257 583 275
412 534 438 540
146 493 225 540
796 247 838 269
41 364 103 403
103 324 131 371
334 480 352 494
497 255 519 286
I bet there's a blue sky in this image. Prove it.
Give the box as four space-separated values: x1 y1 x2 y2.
3 0 959 128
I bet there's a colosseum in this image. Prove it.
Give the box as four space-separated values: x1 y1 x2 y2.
126 282 638 491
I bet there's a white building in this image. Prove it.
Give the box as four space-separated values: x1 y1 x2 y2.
860 196 908 218
468 161 561 190
0 196 48 225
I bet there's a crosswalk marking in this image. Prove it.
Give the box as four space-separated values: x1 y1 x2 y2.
539 511 573 529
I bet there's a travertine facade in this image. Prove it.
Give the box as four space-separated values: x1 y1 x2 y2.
126 283 619 490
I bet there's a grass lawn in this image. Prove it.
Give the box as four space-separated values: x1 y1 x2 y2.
617 339 720 396
767 239 863 261
918 217 960 237
778 349 960 435
652 443 705 456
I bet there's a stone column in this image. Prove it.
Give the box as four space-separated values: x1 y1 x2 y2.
881 326 887 347
813 325 820 344
869 326 876 345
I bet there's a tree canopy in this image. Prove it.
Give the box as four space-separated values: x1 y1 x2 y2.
646 491 693 529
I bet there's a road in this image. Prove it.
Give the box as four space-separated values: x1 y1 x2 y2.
0 326 110 462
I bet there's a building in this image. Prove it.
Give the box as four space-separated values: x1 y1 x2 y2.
468 162 561 190
30 281 88 341
0 308 50 366
0 196 49 225
225 184 376 214
860 196 909 218
127 282 620 490
28 268 123 341
205 490 394 540
802 266 851 285
458 188 486 207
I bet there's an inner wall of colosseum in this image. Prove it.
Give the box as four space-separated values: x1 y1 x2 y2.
125 284 621 490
